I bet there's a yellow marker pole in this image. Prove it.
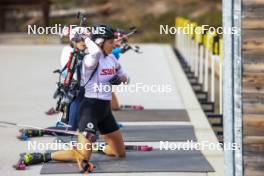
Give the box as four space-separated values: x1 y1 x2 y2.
188 22 194 71
191 23 199 76
219 38 223 114
210 34 218 103
195 26 204 83
183 19 191 67
203 32 209 92
204 30 216 92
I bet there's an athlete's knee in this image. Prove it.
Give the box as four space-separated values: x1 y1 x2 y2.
79 131 97 143
78 121 97 143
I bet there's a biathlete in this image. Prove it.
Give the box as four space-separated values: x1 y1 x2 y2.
46 27 143 113
16 24 128 173
17 28 89 140
18 26 143 140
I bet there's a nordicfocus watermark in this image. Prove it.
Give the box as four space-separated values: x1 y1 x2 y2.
160 24 240 35
93 83 173 94
27 140 106 151
27 24 106 35
160 140 239 151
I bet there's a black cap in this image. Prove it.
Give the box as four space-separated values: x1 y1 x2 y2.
91 24 117 41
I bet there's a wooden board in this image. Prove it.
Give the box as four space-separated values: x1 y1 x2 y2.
244 150 264 176
243 19 264 29
243 92 264 101
243 72 264 93
244 114 264 136
242 0 264 174
243 50 264 73
243 103 264 114
243 30 264 50
244 146 264 175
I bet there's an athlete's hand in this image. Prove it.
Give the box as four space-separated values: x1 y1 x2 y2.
109 75 121 85
119 75 129 84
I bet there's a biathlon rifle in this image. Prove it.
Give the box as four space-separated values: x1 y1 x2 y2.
116 27 142 54
116 26 137 42
77 11 87 27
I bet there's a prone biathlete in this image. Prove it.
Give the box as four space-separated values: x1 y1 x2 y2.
16 24 128 172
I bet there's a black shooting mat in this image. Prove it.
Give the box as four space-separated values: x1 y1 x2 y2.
113 109 190 122
55 125 197 142
40 149 214 174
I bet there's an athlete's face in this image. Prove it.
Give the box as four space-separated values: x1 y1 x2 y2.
103 39 114 54
76 41 86 50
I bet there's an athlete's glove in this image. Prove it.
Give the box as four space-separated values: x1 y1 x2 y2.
109 75 122 85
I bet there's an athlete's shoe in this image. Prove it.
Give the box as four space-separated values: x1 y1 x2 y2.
13 152 51 170
45 107 59 115
78 160 94 173
17 129 44 140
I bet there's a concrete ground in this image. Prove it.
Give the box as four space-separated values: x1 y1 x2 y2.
0 44 223 176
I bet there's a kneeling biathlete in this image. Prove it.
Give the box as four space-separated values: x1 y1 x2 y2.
18 27 142 140
16 24 128 173
17 28 89 140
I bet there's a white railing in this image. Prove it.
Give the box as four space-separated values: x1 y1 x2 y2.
175 17 223 114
